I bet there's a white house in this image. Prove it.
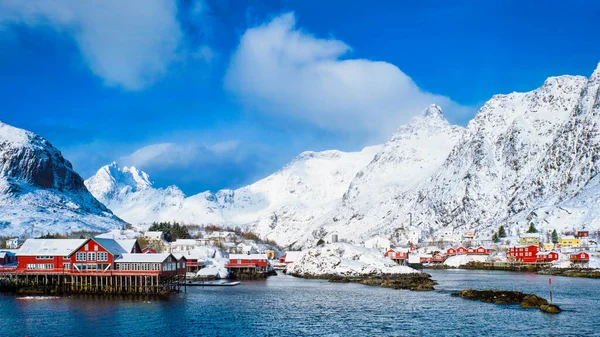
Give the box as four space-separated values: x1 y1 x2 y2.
6 237 21 249
364 237 391 251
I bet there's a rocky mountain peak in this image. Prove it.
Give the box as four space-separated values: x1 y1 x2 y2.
421 104 443 118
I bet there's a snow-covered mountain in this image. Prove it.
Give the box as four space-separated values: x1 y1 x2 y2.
0 121 125 236
87 62 600 249
85 145 381 226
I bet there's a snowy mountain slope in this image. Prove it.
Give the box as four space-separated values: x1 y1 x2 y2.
85 162 225 225
251 105 467 247
85 145 381 226
87 62 600 250
0 121 125 236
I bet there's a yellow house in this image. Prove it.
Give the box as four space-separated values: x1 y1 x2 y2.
542 243 555 250
519 233 541 246
559 236 580 248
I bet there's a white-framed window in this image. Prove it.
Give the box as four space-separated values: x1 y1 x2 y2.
76 252 86 261
63 263 70 269
94 245 98 251
98 252 108 261
87 252 96 261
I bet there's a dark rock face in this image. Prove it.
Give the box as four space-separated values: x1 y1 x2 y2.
0 123 110 213
451 289 561 314
296 272 437 291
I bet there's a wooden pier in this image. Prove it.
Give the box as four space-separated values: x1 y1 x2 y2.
0 271 186 295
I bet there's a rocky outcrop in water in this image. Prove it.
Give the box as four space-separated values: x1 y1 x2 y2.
451 289 561 313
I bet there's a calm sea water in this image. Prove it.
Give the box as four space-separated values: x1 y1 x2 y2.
1 270 599 336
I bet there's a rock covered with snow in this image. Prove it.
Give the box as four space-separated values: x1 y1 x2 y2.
0 121 125 236
287 243 418 277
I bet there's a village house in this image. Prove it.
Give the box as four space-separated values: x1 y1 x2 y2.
575 231 589 238
506 245 539 263
559 235 581 248
114 253 183 277
542 243 555 250
226 253 270 274
6 237 22 249
384 248 409 264
536 251 559 262
365 237 392 251
279 251 301 264
519 233 541 246
0 251 16 265
142 247 157 254
170 239 199 253
462 231 476 240
446 247 457 256
456 246 468 255
569 252 590 264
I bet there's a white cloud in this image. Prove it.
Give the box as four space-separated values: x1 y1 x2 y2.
225 12 469 138
120 141 241 169
0 0 192 90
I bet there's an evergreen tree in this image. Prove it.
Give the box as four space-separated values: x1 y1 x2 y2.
551 229 559 244
498 225 507 238
492 232 498 242
526 222 538 233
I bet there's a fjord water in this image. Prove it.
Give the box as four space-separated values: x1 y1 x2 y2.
1 270 598 336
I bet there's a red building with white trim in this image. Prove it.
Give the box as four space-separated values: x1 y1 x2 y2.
446 247 457 256
506 245 539 263
536 251 559 262
569 252 590 263
456 246 468 255
226 254 269 272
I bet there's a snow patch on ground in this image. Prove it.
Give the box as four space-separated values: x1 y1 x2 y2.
288 243 418 277
443 255 489 268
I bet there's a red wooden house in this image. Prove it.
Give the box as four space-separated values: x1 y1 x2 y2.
384 249 408 260
420 256 433 263
114 253 182 276
575 231 589 238
142 247 157 254
473 246 492 255
446 247 457 256
16 239 88 273
432 254 446 263
467 247 476 254
456 246 468 255
536 251 559 262
226 254 269 272
569 252 590 263
506 245 539 263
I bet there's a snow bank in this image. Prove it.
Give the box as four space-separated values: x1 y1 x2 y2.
443 255 489 268
287 243 418 277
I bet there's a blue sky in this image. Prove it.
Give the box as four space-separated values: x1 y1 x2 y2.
1 0 599 195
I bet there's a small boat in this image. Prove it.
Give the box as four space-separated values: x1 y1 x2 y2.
186 281 241 287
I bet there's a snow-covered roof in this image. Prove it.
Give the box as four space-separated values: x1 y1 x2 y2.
229 253 267 260
284 251 301 263
520 233 541 238
172 253 187 261
172 239 197 246
115 239 138 253
16 239 87 256
536 251 557 256
561 235 577 240
116 253 172 263
144 231 164 239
